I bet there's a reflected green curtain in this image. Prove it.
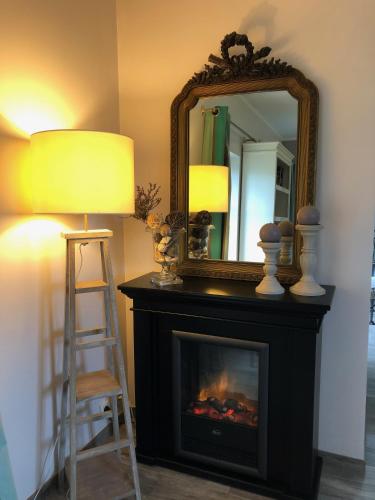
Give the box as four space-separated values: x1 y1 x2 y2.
201 106 229 259
0 417 18 500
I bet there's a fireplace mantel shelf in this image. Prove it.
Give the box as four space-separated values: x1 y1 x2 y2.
118 273 335 500
119 273 334 330
119 272 334 308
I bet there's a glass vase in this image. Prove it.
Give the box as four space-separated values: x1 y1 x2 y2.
188 224 214 259
150 227 184 286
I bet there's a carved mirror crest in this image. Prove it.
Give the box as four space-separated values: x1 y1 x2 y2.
171 32 318 283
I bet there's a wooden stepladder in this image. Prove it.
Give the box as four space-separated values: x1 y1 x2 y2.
58 229 141 500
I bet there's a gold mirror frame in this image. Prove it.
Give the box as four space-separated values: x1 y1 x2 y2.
170 33 318 283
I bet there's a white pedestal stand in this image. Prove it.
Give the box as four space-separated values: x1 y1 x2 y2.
279 236 293 265
290 224 326 296
256 242 284 295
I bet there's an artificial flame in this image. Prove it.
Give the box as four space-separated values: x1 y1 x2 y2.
198 372 231 402
190 371 258 427
197 371 254 409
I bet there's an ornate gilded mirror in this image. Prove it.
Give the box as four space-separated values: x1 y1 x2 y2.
171 33 318 282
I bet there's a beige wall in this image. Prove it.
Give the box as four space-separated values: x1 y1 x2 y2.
0 1 123 498
117 0 375 459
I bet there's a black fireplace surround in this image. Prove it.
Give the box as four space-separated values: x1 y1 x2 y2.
119 273 334 500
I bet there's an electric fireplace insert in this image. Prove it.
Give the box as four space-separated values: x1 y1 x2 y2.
172 331 269 478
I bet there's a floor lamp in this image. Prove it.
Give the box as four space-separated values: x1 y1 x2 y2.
30 130 141 499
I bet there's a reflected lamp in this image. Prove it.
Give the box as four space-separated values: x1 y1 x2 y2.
189 165 229 213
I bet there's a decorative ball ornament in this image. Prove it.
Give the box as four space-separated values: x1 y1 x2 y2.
297 206 320 225
279 220 294 237
153 232 162 244
189 239 200 251
146 213 163 229
259 223 281 242
194 210 212 225
191 226 209 239
160 223 171 237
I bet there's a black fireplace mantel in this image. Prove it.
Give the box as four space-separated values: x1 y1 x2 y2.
119 273 335 500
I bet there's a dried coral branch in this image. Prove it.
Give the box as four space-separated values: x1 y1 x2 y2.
132 183 162 223
165 211 185 233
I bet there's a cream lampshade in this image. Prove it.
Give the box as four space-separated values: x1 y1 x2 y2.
30 130 134 218
189 165 229 213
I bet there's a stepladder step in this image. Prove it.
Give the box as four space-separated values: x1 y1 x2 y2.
76 370 121 401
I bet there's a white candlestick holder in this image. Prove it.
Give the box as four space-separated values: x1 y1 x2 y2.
290 224 326 296
256 241 284 295
279 236 293 265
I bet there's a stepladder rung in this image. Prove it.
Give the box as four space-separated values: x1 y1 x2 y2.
75 327 107 338
76 438 131 462
75 280 108 293
76 370 121 401
76 337 117 350
73 410 113 425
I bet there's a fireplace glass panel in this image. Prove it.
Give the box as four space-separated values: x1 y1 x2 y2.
173 331 268 477
182 342 259 427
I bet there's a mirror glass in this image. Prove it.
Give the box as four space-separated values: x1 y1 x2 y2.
188 90 298 264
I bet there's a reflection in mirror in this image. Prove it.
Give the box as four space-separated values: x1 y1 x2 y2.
188 165 229 259
188 90 298 264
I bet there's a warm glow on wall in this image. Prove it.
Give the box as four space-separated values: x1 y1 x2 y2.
0 78 74 137
189 165 229 213
0 217 67 262
31 130 135 214
0 137 31 213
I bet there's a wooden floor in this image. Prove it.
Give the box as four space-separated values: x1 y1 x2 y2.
44 432 375 500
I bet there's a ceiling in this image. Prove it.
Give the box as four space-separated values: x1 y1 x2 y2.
240 90 298 141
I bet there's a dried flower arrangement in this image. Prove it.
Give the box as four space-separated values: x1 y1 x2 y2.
132 183 185 281
132 183 162 223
